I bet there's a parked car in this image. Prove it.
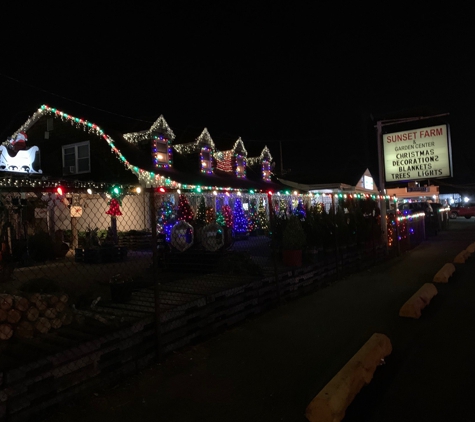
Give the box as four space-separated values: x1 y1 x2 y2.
449 203 475 219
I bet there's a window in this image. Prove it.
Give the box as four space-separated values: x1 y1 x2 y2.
262 160 271 181
62 141 90 175
235 155 246 178
153 137 172 168
200 146 213 174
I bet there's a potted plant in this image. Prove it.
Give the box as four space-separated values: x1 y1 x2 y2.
282 216 306 267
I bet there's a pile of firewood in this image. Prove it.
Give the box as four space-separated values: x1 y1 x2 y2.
0 293 73 340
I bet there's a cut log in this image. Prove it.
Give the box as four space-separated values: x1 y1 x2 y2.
35 298 48 312
0 294 13 311
29 293 41 304
54 301 67 313
43 307 58 319
0 323 13 340
59 310 73 326
35 317 51 334
50 318 62 330
59 293 69 304
13 296 30 312
0 309 7 322
7 309 22 324
15 321 34 339
25 306 39 322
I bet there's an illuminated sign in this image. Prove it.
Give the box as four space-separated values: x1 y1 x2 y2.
363 175 374 190
382 124 452 183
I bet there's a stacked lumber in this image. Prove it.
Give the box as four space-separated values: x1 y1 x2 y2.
0 292 73 340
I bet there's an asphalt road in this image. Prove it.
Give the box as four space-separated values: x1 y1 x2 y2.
42 218 475 422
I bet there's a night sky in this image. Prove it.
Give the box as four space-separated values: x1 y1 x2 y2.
2 5 475 193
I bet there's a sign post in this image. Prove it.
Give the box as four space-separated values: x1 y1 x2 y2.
376 121 388 250
376 113 450 255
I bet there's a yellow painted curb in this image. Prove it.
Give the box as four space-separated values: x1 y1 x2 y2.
399 283 438 319
454 250 471 264
305 333 392 422
433 263 455 283
466 242 475 254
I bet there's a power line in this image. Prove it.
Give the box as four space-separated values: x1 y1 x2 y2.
0 72 155 125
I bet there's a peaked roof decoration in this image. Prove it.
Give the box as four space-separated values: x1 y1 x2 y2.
248 145 273 166
232 137 247 156
7 105 181 189
123 115 175 144
214 137 248 162
173 128 215 154
6 105 279 192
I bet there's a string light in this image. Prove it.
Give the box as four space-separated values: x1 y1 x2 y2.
9 105 277 192
174 127 215 154
123 115 176 144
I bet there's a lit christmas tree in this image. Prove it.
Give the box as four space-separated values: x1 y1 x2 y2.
205 206 216 223
294 198 306 220
195 196 207 225
105 185 123 244
177 194 194 223
279 199 289 218
233 197 248 237
157 200 176 242
106 199 122 217
256 199 269 233
217 205 233 228
247 201 258 233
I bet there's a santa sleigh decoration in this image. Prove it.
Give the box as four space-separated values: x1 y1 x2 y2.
0 132 42 174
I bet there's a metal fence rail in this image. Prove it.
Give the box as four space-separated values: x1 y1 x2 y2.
0 187 439 420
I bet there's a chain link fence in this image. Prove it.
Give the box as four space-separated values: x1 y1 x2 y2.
0 187 438 420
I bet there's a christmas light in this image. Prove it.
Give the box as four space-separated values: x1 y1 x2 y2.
123 115 176 144
174 127 215 154
9 104 276 194
232 197 248 237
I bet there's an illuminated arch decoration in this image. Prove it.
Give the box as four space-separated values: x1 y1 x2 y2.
170 220 194 252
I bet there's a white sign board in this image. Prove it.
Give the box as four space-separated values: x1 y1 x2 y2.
70 206 83 218
382 124 452 183
363 175 374 190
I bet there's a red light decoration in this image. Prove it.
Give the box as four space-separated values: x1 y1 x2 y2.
56 187 63 196
106 199 122 216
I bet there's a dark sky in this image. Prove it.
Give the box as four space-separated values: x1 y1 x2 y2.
2 4 475 191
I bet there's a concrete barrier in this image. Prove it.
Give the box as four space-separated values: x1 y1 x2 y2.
305 333 392 422
399 283 438 319
454 250 471 264
466 242 475 254
433 263 456 283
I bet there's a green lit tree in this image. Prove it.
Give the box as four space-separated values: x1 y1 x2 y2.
256 199 269 233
